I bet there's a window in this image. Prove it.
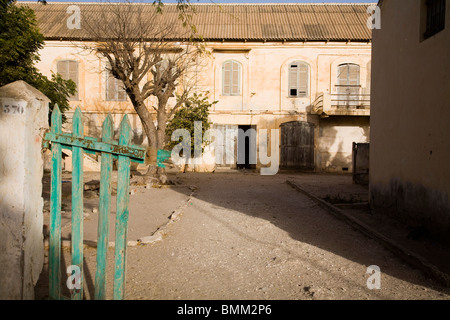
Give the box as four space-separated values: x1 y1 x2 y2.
106 72 127 101
336 63 360 107
57 60 79 100
222 60 241 96
288 61 309 98
424 0 446 39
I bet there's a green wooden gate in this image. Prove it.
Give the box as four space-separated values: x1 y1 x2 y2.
43 106 162 300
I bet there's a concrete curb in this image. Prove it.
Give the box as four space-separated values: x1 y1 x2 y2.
286 179 450 288
44 185 197 249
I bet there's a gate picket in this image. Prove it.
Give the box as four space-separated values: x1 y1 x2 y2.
94 115 114 300
45 107 148 300
49 106 62 300
113 115 132 300
71 107 84 300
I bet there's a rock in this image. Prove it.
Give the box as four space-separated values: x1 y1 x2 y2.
84 180 100 191
128 240 139 247
137 233 163 245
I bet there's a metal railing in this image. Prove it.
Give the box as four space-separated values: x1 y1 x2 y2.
312 92 370 115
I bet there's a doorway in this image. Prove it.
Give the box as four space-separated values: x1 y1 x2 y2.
237 125 257 170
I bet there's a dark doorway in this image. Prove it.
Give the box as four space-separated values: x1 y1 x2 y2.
237 125 257 170
280 121 315 171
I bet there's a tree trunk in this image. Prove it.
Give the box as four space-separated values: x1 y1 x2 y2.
134 97 171 185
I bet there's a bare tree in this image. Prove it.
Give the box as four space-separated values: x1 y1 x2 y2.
78 0 206 183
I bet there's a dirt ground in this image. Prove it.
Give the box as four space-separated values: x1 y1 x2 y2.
35 169 450 300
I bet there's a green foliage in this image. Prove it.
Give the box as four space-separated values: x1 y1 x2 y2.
165 92 217 155
0 0 75 122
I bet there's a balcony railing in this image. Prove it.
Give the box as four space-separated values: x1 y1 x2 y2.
312 92 370 117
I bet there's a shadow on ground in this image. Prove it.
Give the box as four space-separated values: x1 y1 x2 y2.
170 170 450 294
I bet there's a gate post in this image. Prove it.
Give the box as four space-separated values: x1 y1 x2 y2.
0 81 50 299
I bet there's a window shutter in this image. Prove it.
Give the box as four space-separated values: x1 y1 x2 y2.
289 64 298 97
231 61 240 95
118 83 126 101
289 61 309 97
223 61 231 95
337 64 347 87
106 73 117 101
57 60 79 100
57 61 68 79
298 63 308 97
348 64 360 86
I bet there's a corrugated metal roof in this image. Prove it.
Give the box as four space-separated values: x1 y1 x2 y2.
19 2 374 42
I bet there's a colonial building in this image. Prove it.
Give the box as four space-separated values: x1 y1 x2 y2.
370 0 449 240
24 2 374 173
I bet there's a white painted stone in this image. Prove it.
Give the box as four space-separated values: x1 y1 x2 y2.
0 81 49 299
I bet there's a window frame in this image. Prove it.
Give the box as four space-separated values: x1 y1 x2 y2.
222 60 242 96
288 61 310 98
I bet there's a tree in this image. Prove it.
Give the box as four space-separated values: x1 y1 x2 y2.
0 0 76 121
80 0 208 183
165 92 217 165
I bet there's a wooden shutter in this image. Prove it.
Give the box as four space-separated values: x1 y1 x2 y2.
106 73 117 101
348 64 360 86
289 63 298 97
298 63 308 97
57 60 79 100
231 61 240 95
289 61 309 97
223 60 241 96
223 61 231 95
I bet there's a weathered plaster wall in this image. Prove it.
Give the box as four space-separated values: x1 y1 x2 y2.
35 41 372 172
370 0 450 239
0 81 49 299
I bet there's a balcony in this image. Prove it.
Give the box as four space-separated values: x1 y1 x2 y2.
312 92 370 117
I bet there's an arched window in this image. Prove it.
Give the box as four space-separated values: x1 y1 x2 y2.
57 60 79 100
288 61 309 98
336 63 360 106
222 60 242 96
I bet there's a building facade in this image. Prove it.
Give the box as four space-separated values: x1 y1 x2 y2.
370 0 450 239
25 2 374 173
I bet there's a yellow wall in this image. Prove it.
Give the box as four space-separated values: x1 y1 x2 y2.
370 0 450 239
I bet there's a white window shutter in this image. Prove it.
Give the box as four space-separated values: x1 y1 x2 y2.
289 61 309 97
231 61 240 95
223 61 231 95
57 60 78 100
298 63 308 97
